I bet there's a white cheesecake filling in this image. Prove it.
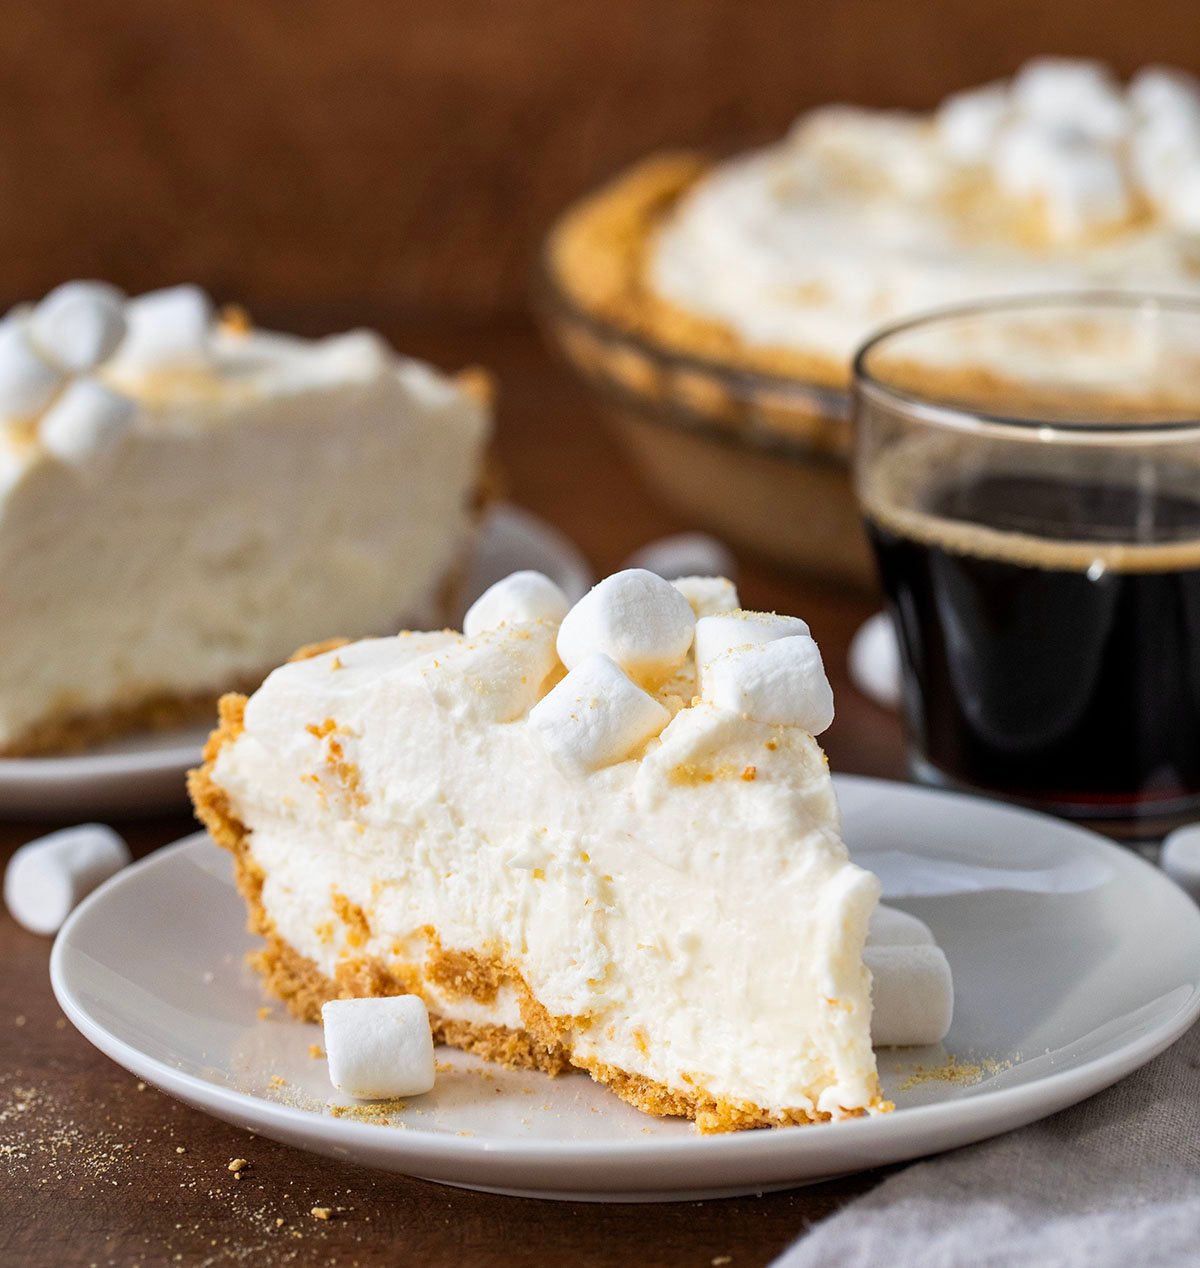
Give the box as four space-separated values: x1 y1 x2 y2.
0 319 488 748
212 617 882 1119
651 60 1200 373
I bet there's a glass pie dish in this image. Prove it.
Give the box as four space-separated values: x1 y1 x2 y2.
536 244 872 590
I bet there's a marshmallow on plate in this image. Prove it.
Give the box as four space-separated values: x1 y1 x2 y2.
1160 825 1200 902
529 652 670 773
701 634 834 735
867 902 935 948
463 570 570 637
28 282 127 373
693 610 810 690
936 81 1011 164
4 824 131 935
0 320 65 420
39 378 137 469
866 943 955 1048
322 995 436 1100
671 575 740 619
110 284 214 374
556 569 696 685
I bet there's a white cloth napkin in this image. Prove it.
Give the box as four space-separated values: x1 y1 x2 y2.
775 1020 1200 1268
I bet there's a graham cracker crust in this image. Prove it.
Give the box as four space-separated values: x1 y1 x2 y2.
190 694 886 1132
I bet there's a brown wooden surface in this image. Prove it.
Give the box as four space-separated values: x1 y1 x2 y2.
0 316 905 1267
1 0 1198 316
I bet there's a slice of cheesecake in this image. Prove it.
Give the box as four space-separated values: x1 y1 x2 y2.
191 569 886 1131
0 282 490 754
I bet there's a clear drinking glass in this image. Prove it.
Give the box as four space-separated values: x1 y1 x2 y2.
852 294 1200 839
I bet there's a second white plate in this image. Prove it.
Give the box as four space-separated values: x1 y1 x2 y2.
51 776 1200 1200
0 504 592 817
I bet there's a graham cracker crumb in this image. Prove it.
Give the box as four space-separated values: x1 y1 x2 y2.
310 1207 332 1221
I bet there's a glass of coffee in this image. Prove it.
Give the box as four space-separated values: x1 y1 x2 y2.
853 295 1200 838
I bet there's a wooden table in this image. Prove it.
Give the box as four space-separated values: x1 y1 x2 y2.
0 317 905 1267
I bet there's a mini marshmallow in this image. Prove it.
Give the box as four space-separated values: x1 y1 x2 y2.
866 943 954 1048
28 282 127 372
992 122 1131 233
936 81 1011 164
671 575 741 619
529 652 670 773
556 569 696 685
1129 66 1200 124
39 378 137 468
693 610 810 691
322 995 436 1100
1160 825 1200 902
624 532 738 586
4 824 131 935
849 612 901 709
463 570 570 637
110 284 214 373
867 903 935 948
0 320 65 420
1130 110 1200 204
701 634 834 735
1131 110 1200 199
1042 147 1132 236
1011 57 1129 140
1157 160 1200 233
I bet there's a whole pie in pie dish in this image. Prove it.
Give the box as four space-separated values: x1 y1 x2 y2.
541 59 1200 583
0 282 491 755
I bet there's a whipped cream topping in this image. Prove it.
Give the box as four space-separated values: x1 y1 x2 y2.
650 59 1200 370
212 575 882 1119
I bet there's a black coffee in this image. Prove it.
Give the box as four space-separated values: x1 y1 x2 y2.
866 471 1200 817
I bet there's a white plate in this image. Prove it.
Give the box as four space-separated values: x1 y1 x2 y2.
0 505 592 819
51 775 1200 1200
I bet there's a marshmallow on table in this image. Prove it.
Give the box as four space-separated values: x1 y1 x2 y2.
866 943 955 1048
623 532 738 587
28 282 127 373
1160 825 1200 902
463 570 570 637
557 569 696 685
0 320 66 420
936 81 1011 164
39 378 137 469
109 284 214 374
671 575 740 619
529 652 670 773
849 612 901 709
322 995 436 1100
4 824 131 935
